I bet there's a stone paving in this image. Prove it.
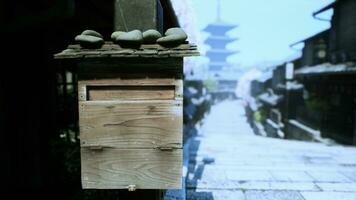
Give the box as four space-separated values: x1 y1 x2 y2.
186 100 356 200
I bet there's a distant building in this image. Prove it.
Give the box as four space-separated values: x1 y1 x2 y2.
203 0 238 76
203 0 239 100
204 22 237 72
290 30 329 68
314 0 356 63
288 0 356 145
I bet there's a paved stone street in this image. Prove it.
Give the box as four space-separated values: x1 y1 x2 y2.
187 100 356 200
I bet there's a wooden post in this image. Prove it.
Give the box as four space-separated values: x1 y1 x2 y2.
354 109 356 145
114 0 163 32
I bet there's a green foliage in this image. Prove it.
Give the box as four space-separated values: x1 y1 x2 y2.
254 109 266 123
203 79 218 92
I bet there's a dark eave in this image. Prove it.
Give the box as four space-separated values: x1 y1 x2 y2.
313 1 338 16
290 29 330 47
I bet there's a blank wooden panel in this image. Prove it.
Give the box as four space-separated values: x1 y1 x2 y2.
79 78 177 86
79 100 182 148
81 148 182 189
87 85 175 101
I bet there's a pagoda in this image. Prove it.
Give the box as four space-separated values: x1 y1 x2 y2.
204 0 238 74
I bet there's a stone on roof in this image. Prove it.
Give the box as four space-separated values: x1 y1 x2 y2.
54 42 199 59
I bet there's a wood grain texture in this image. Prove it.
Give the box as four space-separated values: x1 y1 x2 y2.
87 85 175 101
78 77 181 102
79 78 177 86
79 100 182 149
81 148 182 189
74 57 185 189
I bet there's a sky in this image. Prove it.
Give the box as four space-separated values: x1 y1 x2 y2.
190 0 335 68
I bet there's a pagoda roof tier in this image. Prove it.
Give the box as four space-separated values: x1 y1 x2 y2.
208 62 232 67
203 22 237 35
205 36 238 45
206 49 238 57
209 64 224 71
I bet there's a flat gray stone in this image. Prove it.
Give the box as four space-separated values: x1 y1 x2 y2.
270 171 314 182
111 31 125 40
187 189 244 200
187 179 237 190
301 192 356 200
165 27 187 37
226 170 274 181
157 27 187 47
234 181 320 191
245 190 304 200
341 171 356 182
316 183 356 192
307 171 352 183
143 29 162 44
81 30 103 38
74 35 104 49
114 30 143 48
186 100 356 198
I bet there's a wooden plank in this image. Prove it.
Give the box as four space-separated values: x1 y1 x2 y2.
78 82 87 101
79 78 177 86
175 79 183 99
79 100 182 148
87 85 175 101
81 148 182 189
354 109 356 145
78 78 178 102
54 44 199 59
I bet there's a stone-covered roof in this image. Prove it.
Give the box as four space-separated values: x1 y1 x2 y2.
54 42 199 59
295 62 356 76
258 92 284 106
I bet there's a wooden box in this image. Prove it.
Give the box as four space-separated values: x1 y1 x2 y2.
55 43 199 190
79 58 183 189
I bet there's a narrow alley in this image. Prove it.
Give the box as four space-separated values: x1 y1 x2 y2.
187 100 356 200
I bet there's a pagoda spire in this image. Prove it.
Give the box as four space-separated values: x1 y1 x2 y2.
204 0 238 72
217 0 221 22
